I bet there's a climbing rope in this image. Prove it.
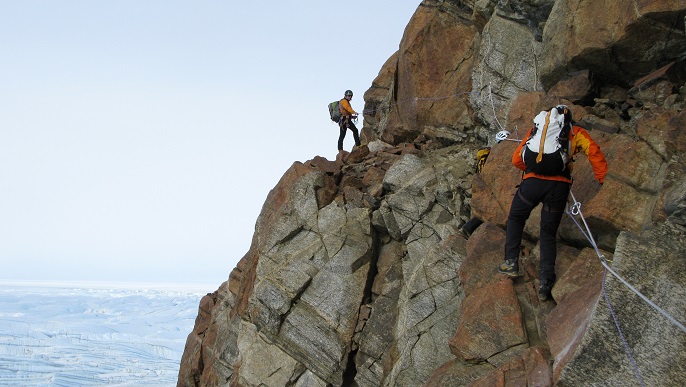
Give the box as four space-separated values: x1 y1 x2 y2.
488 82 507 132
566 190 686 386
601 269 646 387
566 190 686 334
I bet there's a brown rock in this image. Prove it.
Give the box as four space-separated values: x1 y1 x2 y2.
315 174 338 210
449 279 527 361
629 61 686 96
299 158 342 211
548 69 597 104
177 292 217 386
231 251 258 319
471 141 521 227
468 347 553 387
424 359 494 387
362 51 399 140
339 172 364 192
552 247 606 305
570 133 663 236
370 1 478 144
576 114 620 134
636 108 686 159
540 0 686 88
546 273 603 383
335 149 348 163
178 283 236 386
459 224 507 295
227 266 241 296
304 155 342 175
362 166 387 188
342 186 365 207
505 92 545 136
346 144 370 164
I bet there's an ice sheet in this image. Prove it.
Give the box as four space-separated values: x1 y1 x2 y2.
0 281 209 386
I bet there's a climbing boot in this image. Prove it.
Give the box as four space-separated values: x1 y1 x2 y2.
498 259 519 277
538 280 554 301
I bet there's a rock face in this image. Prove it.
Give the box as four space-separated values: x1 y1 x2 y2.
179 1 686 386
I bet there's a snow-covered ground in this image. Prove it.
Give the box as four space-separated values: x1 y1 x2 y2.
0 281 211 386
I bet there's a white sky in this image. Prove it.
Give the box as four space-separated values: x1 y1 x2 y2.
0 1 419 288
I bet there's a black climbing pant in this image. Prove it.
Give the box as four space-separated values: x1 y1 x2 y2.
504 178 571 284
338 116 360 151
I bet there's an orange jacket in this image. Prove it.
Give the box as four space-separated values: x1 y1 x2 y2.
513 125 608 183
339 98 357 116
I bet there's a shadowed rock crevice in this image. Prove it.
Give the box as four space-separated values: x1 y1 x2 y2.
342 213 382 386
511 278 546 349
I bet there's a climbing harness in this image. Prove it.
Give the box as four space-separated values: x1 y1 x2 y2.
566 190 686 386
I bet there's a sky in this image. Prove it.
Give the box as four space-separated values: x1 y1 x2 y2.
0 1 420 289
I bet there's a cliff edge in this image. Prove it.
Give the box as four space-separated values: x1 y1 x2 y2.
179 1 686 386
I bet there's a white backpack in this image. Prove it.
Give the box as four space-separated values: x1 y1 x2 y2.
522 107 571 176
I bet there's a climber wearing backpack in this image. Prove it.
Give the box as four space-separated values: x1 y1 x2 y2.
337 90 361 152
497 105 608 301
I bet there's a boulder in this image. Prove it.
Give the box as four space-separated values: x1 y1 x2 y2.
365 0 479 145
449 278 527 362
470 12 545 134
540 0 686 88
547 69 597 104
556 223 686 385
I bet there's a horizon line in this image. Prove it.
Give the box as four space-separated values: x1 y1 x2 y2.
0 278 220 292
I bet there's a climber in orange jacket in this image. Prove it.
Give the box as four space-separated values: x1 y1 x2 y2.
498 104 608 301
511 119 608 185
338 90 361 152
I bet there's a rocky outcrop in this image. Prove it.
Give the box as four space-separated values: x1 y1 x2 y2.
362 1 479 146
179 1 686 386
540 0 686 89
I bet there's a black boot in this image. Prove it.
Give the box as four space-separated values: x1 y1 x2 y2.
538 279 554 301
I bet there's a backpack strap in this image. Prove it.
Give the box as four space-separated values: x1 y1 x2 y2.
562 123 572 155
536 110 552 164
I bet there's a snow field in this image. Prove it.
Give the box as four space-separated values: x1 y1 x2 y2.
0 282 208 386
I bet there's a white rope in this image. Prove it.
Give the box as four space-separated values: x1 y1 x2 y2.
487 82 507 132
567 190 686 334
